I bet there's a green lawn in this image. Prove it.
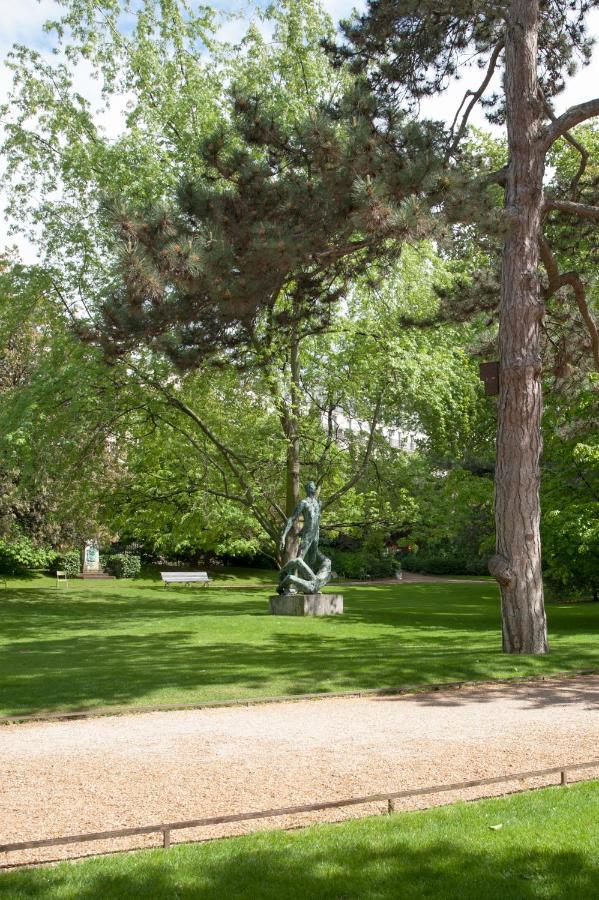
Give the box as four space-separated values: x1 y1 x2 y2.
1 781 597 898
193 566 278 586
1 573 597 717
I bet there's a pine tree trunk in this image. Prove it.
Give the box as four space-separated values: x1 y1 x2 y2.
492 0 548 653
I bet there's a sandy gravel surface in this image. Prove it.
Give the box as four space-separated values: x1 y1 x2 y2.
1 674 598 866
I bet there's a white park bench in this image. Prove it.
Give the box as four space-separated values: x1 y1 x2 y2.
160 571 211 588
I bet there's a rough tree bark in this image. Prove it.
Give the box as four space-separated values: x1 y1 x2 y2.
493 0 548 653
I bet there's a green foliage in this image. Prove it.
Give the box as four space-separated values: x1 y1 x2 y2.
105 553 142 579
0 258 123 546
0 537 56 575
543 499 599 601
406 464 495 559
401 548 488 577
540 375 598 600
542 420 599 599
327 548 397 580
52 550 82 578
1 0 224 312
5 0 593 596
0 242 488 568
0 1 490 566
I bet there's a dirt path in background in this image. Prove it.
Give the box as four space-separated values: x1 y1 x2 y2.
1 674 597 867
212 573 491 588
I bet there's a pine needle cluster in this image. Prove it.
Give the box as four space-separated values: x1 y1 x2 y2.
90 79 447 369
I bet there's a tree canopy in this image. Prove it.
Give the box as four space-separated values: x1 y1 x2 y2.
1 0 597 629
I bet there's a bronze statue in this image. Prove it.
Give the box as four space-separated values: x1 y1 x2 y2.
278 481 331 594
278 554 332 594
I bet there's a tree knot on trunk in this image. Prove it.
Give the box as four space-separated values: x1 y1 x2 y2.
489 553 514 587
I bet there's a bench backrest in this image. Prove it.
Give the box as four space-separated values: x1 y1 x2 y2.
160 572 209 581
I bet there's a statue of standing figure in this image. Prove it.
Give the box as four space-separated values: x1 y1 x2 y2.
278 481 332 595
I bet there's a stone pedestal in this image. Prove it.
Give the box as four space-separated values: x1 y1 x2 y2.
269 593 343 616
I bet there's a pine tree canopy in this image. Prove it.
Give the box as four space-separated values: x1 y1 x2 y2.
332 1 597 114
329 1 599 387
91 83 447 369
87 0 599 385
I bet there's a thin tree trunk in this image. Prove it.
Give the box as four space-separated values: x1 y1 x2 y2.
281 323 301 565
286 328 301 518
492 0 548 653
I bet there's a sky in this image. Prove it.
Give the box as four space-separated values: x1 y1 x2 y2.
1 1 599 262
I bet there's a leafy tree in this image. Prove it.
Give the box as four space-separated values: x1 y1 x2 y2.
541 377 599 600
0 1 496 572
1 0 453 557
96 242 481 563
0 258 80 547
0 256 138 549
1 0 224 316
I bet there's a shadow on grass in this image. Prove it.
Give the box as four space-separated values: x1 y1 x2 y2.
0 589 269 639
0 834 597 899
1 582 597 715
2 623 599 717
0 570 45 582
0 582 502 639
380 673 599 711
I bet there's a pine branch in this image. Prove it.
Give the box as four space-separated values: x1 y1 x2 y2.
541 97 599 151
538 89 589 199
448 39 504 158
543 197 599 220
539 236 599 371
482 166 508 188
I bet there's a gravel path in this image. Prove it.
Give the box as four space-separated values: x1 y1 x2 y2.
1 674 598 867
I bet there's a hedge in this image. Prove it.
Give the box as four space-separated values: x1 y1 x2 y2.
327 549 399 580
105 553 141 579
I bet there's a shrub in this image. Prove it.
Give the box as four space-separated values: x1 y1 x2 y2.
49 550 82 578
0 537 56 575
401 549 488 576
328 548 398 580
105 553 141 579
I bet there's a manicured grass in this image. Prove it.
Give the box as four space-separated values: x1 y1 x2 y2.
181 566 278 586
1 573 597 716
1 781 597 898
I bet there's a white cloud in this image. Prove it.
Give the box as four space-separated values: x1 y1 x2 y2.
0 0 61 49
321 0 365 21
